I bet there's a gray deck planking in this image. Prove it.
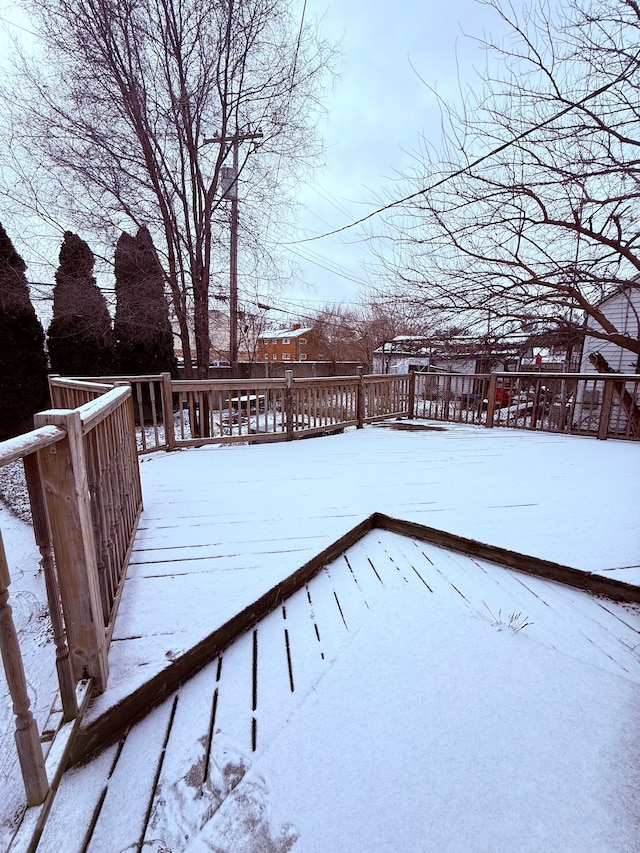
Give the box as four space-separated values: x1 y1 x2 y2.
35 527 640 851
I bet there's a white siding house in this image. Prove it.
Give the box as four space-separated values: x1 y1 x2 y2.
574 286 640 434
579 286 640 374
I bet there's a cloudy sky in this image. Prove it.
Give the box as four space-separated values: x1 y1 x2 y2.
275 0 516 319
0 0 519 322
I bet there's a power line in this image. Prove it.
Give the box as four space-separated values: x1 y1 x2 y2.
289 60 638 245
0 11 38 37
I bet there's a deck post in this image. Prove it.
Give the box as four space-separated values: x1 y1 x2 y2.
408 370 416 419
23 452 78 722
356 367 365 429
161 373 176 451
34 409 109 692
0 530 49 805
598 379 614 440
285 370 294 441
485 374 497 428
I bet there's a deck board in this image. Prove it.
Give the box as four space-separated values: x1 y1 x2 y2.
36 527 640 851
24 424 640 850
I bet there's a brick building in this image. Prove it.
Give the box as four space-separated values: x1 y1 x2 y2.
257 325 318 362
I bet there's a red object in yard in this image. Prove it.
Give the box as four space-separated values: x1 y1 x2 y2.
535 353 542 367
495 386 512 406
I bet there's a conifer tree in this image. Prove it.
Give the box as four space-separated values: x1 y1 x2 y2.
0 223 49 438
114 226 177 376
48 231 115 376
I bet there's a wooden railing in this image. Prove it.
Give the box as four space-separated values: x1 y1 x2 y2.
171 377 288 446
363 374 413 423
414 371 640 440
0 383 142 809
0 427 69 808
48 376 114 408
50 374 173 454
60 369 640 448
291 376 360 437
35 386 143 673
86 371 413 450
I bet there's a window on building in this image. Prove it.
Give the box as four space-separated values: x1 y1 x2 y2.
282 337 290 345
272 353 278 360
299 338 307 345
282 353 291 360
300 353 307 361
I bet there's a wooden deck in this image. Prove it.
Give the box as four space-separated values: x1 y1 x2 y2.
33 527 640 851
8 422 640 850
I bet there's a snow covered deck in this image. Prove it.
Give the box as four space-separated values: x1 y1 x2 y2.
70 422 639 739
9 422 640 850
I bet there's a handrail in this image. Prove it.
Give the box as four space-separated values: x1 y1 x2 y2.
49 377 114 394
0 425 66 467
1 384 144 811
0 426 73 808
414 370 640 440
35 383 142 690
78 386 133 435
53 369 640 447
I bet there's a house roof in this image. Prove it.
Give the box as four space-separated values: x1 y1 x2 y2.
258 327 312 340
595 279 640 308
374 334 534 359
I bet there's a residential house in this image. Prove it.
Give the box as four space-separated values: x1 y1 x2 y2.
574 285 640 433
579 285 640 375
373 334 531 376
256 325 318 363
373 332 577 377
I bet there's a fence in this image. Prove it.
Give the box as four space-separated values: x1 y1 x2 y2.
363 374 414 423
50 374 173 454
414 371 640 440
77 371 413 451
0 383 141 809
65 370 639 452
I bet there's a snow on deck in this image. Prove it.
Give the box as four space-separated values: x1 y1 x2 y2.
85 422 640 730
5 422 640 851
37 527 640 852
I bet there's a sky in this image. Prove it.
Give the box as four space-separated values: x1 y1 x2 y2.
0 0 519 326
275 0 513 320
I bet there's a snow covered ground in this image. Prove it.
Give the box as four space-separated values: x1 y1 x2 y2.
1 422 639 851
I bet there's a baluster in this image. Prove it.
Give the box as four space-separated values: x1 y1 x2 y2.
23 453 78 722
0 530 49 805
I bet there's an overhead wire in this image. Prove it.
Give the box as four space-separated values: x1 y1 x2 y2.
287 58 640 245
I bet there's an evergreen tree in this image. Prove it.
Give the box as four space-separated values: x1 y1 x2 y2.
0 223 49 439
48 232 115 376
114 226 177 376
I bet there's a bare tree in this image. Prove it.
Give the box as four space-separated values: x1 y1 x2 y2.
309 304 361 367
3 0 334 377
349 300 412 371
379 0 640 358
308 300 412 371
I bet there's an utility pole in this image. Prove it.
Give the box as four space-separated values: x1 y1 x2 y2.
204 129 262 373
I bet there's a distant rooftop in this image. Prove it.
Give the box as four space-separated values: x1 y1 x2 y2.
259 327 312 340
